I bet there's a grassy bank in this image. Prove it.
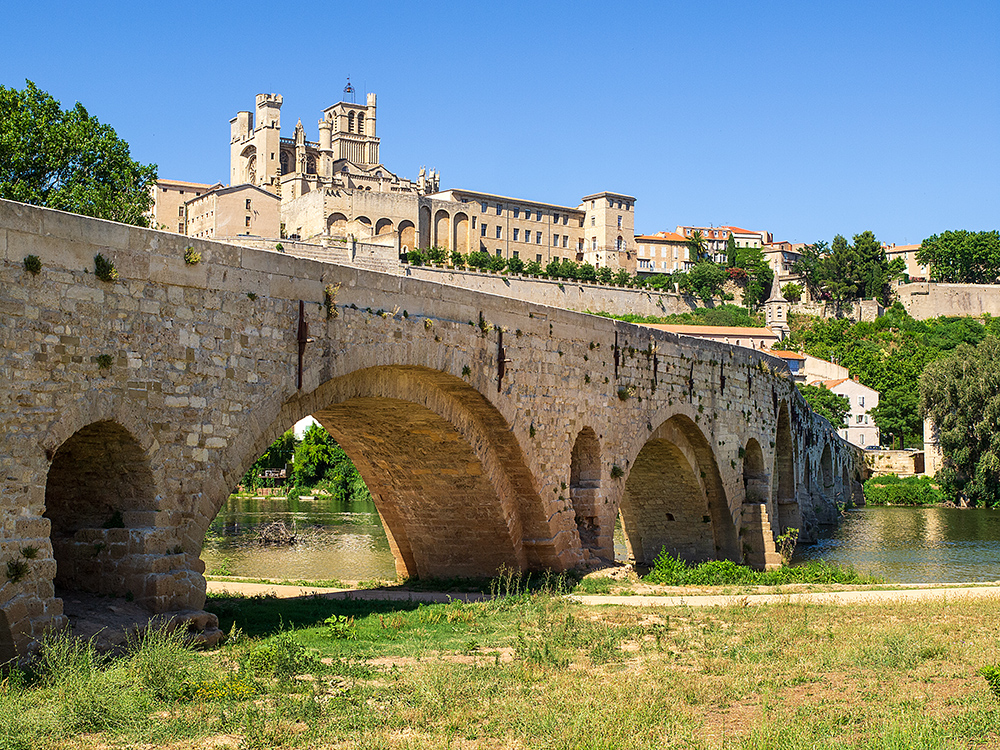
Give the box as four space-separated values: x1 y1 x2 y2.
4 584 1000 749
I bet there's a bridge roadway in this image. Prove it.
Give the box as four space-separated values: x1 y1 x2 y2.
0 199 863 659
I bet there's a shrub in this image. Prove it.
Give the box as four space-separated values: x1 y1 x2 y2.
980 664 1000 699
506 256 525 275
242 631 319 680
425 245 448 264
183 246 201 265
863 475 944 506
450 249 465 268
782 282 803 303
94 253 118 282
23 255 41 275
406 249 425 266
644 549 875 586
466 250 491 270
524 260 543 276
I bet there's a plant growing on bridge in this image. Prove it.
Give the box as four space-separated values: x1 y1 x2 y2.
5 556 29 583
23 254 41 275
610 464 624 479
96 354 113 369
94 253 118 282
776 527 799 565
183 246 201 265
323 284 341 319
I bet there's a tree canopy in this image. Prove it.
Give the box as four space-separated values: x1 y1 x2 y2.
915 230 1000 283
796 384 851 428
920 336 1000 506
0 81 157 226
792 231 904 307
783 304 1000 447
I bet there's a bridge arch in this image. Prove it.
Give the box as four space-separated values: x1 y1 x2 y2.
214 366 553 583
619 413 738 566
820 443 834 501
569 427 601 555
44 420 160 599
773 402 800 535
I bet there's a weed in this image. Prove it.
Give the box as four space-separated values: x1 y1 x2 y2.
94 253 118 282
424 318 434 330
323 283 340 319
19 545 38 560
5 558 28 583
246 292 257 301
96 353 114 369
529 423 536 438
980 664 1000 699
102 510 125 528
243 631 319 680
324 614 357 640
183 246 201 264
462 365 471 377
275 242 284 252
23 255 41 275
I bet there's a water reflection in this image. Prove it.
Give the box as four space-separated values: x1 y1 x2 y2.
200 494 396 581
202 499 1000 585
793 506 1000 583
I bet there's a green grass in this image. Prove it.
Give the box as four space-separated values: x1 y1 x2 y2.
6 576 1000 749
644 551 880 586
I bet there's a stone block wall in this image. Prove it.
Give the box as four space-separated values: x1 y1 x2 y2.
0 198 862 658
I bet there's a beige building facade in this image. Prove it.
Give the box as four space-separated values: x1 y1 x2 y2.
149 179 222 233
635 231 691 274
184 184 280 240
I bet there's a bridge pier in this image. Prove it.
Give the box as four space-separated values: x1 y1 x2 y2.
0 199 865 659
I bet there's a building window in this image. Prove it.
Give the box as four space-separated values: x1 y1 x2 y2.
472 217 476 228
513 250 519 258
245 216 251 227
616 236 623 251
857 414 864 424
496 249 502 257
553 213 559 224
536 231 542 244
536 254 542 263
496 203 503 215
592 237 597 251
553 234 559 246
591 216 596 227
177 223 184 232
617 215 622 229
496 226 502 239
858 396 865 406
481 202 487 212
246 199 252 210
562 236 568 248
563 216 568 225
513 207 520 218
536 210 542 221
513 228 519 241
178 207 185 217
481 224 487 237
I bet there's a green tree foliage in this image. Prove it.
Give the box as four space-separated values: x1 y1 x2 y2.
524 260 543 277
589 304 760 328
920 336 1000 506
915 230 1000 283
506 256 525 274
241 430 297 491
792 232 903 307
731 244 774 309
862 475 943 506
786 304 1000 447
782 282 803 303
679 261 727 301
796 384 851 427
686 230 708 261
292 424 372 502
466 250 490 270
0 81 157 226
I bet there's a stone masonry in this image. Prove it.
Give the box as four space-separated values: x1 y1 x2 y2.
0 199 863 660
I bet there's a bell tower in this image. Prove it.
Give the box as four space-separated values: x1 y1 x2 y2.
765 275 790 340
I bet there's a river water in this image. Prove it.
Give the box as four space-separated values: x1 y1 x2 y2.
201 497 1000 584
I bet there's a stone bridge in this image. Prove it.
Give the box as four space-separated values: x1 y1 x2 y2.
0 200 864 659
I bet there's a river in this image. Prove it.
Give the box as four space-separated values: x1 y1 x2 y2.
201 497 1000 584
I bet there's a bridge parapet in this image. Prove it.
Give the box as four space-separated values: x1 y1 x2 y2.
0 199 863 659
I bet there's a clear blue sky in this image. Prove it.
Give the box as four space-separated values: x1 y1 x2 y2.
2 0 997 245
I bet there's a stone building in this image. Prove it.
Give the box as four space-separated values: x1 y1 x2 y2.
185 184 280 240
634 231 691 274
149 179 222 233
226 91 637 267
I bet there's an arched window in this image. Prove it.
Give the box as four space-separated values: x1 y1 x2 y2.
616 236 623 252
348 112 355 133
279 151 290 175
307 155 317 174
358 113 365 135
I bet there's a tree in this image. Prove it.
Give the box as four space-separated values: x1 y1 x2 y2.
0 81 157 226
869 385 920 449
241 430 297 491
916 230 1000 283
920 336 1000 506
687 230 708 262
797 384 851 427
725 235 738 268
293 423 371 502
792 241 829 301
506 256 525 275
680 261 727 302
732 244 774 309
782 282 803 303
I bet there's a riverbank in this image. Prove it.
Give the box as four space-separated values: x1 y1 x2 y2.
6 584 1000 749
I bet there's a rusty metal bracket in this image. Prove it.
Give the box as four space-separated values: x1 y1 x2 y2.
296 300 313 389
497 329 512 393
